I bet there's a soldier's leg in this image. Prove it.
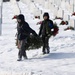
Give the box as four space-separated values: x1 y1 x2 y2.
17 40 22 61
20 39 27 59
42 36 46 54
17 39 27 61
46 37 50 53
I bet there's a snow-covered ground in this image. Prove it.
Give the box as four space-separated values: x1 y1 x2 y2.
0 1 75 75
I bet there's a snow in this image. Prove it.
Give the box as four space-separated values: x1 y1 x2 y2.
0 1 75 75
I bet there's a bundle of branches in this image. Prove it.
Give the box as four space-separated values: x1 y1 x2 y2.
25 35 43 50
16 35 43 50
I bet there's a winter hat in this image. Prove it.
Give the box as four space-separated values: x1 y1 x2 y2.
43 12 49 19
17 14 25 22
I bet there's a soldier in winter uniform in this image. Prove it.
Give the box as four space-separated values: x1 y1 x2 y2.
39 12 53 54
17 14 37 61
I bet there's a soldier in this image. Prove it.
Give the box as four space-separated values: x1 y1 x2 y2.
17 14 37 61
39 12 53 54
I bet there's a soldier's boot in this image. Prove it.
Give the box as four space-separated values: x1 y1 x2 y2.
47 46 50 54
17 58 22 61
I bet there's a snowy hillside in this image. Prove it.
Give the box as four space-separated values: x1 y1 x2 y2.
0 1 75 75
